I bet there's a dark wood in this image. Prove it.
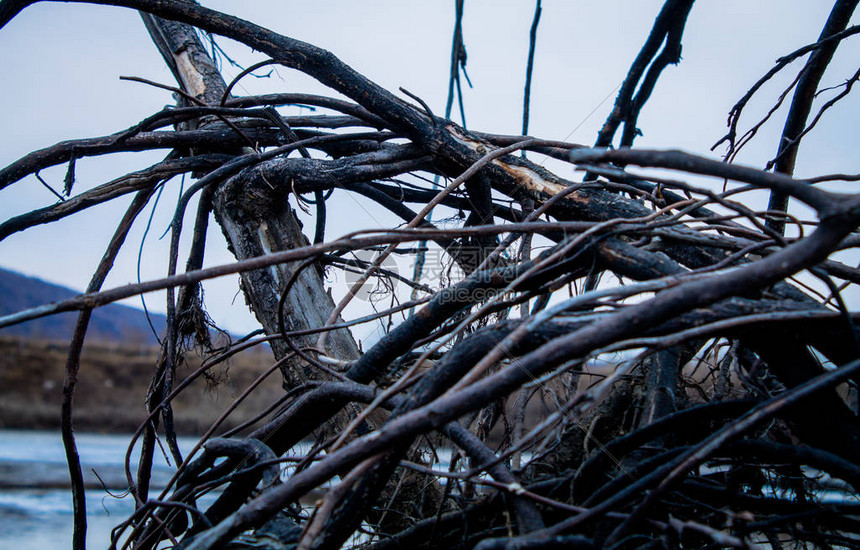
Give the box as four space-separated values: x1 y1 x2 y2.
0 2 858 549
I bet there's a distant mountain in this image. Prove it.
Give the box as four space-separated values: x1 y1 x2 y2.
0 267 166 345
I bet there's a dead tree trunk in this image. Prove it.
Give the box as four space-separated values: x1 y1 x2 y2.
140 11 359 377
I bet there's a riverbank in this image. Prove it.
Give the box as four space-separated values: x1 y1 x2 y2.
0 335 282 434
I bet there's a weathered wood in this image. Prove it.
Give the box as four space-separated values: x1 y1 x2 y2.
213 179 360 372
140 11 359 376
2 2 859 548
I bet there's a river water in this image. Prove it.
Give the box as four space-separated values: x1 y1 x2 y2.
0 429 201 549
0 429 424 548
10 429 855 549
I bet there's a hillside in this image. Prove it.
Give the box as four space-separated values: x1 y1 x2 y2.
0 266 167 345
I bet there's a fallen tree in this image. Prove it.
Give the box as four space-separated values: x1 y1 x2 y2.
0 1 859 549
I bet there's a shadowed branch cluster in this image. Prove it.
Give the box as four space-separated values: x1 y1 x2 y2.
0 1 859 549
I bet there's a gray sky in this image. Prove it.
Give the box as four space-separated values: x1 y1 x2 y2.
0 1 857 339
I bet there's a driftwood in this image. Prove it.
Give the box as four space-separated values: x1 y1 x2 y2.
0 1 859 549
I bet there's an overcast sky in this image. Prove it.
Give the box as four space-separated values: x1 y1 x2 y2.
0 1 857 339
